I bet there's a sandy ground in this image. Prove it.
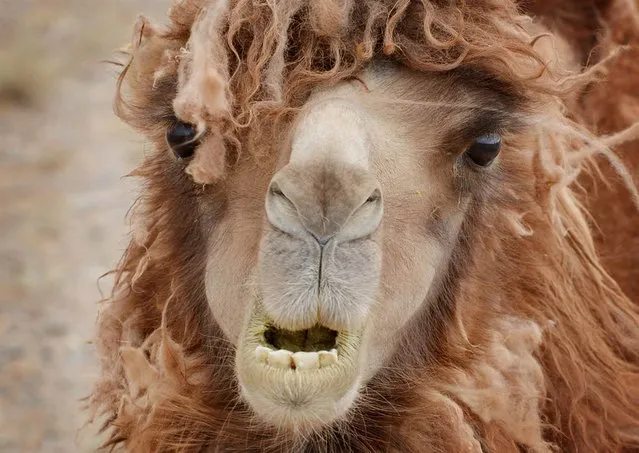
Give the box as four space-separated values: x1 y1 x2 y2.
0 1 170 451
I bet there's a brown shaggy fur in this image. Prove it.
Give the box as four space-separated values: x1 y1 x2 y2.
89 0 639 451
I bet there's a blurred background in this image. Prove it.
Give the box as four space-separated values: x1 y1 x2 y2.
0 1 170 451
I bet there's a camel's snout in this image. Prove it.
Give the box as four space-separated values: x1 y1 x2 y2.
259 159 384 333
265 163 383 246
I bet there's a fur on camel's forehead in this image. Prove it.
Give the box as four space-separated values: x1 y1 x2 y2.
120 0 560 185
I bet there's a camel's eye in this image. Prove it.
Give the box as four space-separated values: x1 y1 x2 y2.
465 134 501 167
167 121 199 159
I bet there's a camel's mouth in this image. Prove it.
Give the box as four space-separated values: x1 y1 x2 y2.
256 325 339 370
235 304 363 431
264 324 338 352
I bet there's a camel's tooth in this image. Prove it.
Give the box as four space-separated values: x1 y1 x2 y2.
267 349 293 369
318 349 338 368
255 346 271 364
292 352 320 371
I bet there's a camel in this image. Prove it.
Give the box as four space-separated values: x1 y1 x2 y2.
89 0 639 451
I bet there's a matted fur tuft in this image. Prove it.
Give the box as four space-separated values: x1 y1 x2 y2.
90 0 639 451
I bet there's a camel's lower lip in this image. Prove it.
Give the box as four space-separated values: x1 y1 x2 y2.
235 303 362 429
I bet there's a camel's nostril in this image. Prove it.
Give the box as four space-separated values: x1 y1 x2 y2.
365 188 382 204
269 183 286 199
267 182 298 217
266 166 382 243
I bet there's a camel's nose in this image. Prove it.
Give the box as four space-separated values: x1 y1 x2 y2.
265 163 383 245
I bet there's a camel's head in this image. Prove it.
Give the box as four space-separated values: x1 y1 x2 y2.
226 64 524 431
109 0 564 438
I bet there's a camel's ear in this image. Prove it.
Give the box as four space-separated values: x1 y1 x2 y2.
114 16 183 139
131 15 158 52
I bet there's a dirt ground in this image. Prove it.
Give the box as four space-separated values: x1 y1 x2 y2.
0 1 170 451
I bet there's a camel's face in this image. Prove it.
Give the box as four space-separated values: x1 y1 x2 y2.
202 63 518 431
